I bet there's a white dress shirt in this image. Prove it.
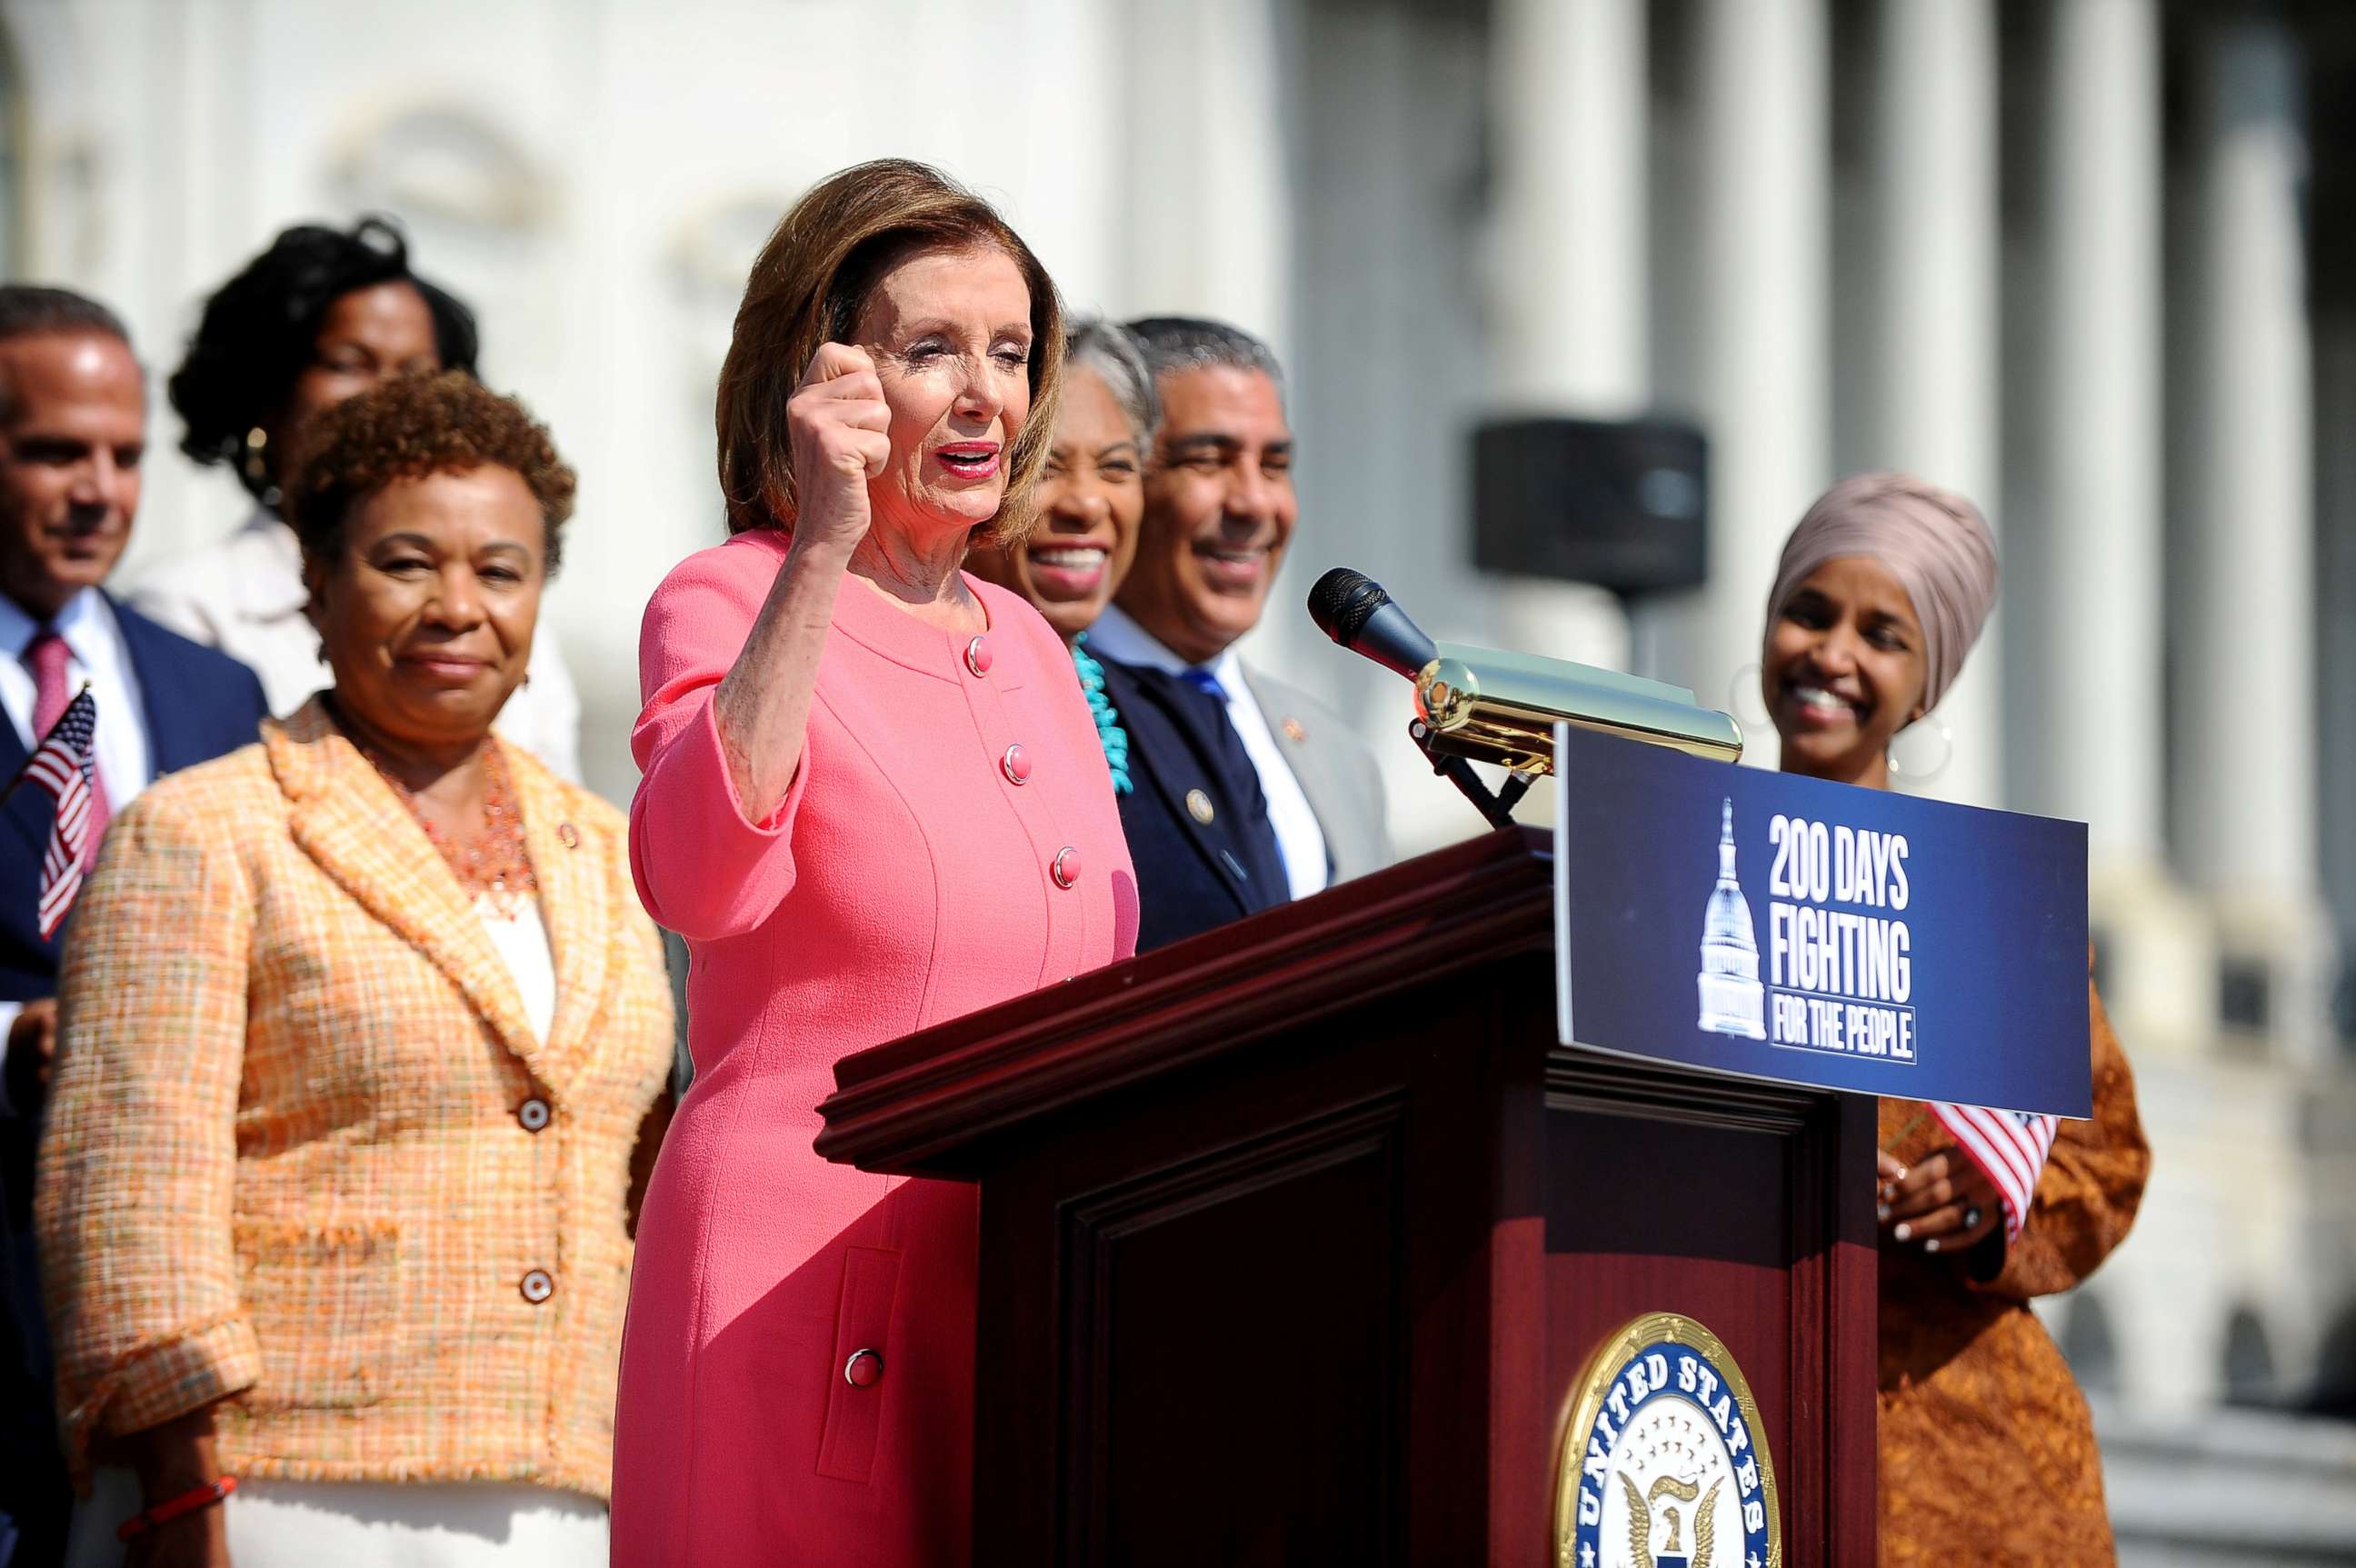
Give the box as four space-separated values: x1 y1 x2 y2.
0 586 155 1102
132 509 584 782
1087 605 1330 900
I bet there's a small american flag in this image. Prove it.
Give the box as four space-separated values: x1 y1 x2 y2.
25 686 99 940
1932 1100 2060 1243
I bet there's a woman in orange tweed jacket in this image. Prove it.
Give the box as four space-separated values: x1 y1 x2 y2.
36 373 674 1567
1759 472 2149 1564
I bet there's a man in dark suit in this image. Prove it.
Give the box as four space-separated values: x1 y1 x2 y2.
1088 317 1390 952
0 286 266 1565
1089 654 1293 950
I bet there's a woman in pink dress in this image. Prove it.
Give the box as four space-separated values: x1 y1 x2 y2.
613 160 1137 1565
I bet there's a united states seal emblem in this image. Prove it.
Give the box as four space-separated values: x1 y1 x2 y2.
1552 1313 1781 1568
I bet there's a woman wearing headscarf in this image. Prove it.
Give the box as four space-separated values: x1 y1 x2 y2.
614 161 1136 1565
135 217 582 779
1757 471 2149 1563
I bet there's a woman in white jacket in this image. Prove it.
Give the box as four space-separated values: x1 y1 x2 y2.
135 215 580 780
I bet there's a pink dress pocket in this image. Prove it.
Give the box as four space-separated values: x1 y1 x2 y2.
814 1245 902 1483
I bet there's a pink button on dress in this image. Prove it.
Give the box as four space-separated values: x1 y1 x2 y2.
613 531 1138 1566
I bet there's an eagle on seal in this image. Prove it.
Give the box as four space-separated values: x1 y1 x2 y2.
1616 1473 1722 1568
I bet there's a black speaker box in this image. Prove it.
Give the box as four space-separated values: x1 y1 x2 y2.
1470 415 1710 597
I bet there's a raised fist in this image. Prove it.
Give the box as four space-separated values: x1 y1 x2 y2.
784 342 893 554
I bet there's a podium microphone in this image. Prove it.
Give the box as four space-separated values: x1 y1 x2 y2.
1308 565 1744 826
1306 567 1438 680
1309 566 1525 828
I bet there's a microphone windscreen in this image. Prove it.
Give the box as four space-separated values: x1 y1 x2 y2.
1307 567 1389 646
1308 566 1436 679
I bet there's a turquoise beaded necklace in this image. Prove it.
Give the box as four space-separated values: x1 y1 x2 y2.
1071 634 1132 794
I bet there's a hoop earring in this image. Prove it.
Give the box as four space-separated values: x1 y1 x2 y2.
244 426 285 510
1725 664 1772 741
1886 718 1953 784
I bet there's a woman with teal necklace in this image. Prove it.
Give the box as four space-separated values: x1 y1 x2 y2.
966 318 1152 794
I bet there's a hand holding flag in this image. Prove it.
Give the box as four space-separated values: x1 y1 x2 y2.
1928 1101 2062 1243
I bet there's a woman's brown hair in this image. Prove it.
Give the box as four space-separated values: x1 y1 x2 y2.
716 159 1066 547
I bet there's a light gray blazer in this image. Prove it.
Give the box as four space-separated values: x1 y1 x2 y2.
1239 664 1393 885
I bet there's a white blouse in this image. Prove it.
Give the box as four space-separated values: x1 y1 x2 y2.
475 894 556 1043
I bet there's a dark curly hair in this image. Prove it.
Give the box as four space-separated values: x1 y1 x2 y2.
168 216 480 500
284 372 574 576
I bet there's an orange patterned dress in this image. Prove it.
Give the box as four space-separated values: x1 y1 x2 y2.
1876 975 2150 1564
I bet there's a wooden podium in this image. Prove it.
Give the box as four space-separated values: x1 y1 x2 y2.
816 827 1879 1564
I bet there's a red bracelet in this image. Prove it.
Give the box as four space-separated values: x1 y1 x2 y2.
116 1475 237 1542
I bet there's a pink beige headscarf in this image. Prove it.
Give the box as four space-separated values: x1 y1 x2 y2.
1763 471 1999 717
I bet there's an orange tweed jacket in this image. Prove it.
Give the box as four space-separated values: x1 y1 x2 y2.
35 702 674 1499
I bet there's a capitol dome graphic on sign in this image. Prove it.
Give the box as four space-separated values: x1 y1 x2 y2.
1697 799 1767 1040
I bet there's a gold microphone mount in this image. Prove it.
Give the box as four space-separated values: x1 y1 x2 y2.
1309 567 1743 829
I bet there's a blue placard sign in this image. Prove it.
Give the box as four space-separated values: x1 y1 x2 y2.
1552 724 2091 1118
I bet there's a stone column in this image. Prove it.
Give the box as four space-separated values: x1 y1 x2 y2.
1487 0 1647 678
2011 0 2212 1064
1121 0 1319 724
1648 0 1832 767
1122 0 1292 355
2177 15 2332 1062
2033 0 2166 857
1862 0 2001 808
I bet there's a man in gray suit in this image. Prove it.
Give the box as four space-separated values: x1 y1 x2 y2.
1085 316 1389 949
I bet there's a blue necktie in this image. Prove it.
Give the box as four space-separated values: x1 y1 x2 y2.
1163 665 1285 905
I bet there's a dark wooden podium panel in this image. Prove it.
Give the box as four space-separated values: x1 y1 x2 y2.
819 828 1878 1566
